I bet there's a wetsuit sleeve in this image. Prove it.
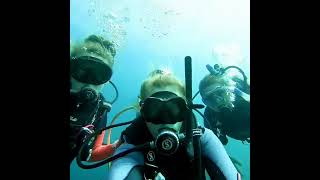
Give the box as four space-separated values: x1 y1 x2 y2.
201 128 240 179
107 141 144 180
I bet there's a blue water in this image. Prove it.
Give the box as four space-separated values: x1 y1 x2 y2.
71 0 250 179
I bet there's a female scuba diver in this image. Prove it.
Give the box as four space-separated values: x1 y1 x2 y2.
70 35 121 163
198 64 250 145
107 69 241 180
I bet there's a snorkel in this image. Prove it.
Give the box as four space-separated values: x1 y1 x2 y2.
185 56 204 180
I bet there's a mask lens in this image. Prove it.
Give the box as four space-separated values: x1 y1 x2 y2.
71 57 112 85
141 97 187 124
203 86 230 109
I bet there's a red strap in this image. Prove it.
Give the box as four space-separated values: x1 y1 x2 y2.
93 130 105 150
90 144 115 161
88 130 115 161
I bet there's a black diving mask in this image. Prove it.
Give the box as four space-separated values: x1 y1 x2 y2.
140 91 188 124
70 56 112 85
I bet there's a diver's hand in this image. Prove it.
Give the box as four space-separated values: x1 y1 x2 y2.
154 172 165 180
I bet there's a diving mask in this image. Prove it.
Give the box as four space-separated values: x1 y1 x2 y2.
202 85 235 110
140 91 188 124
70 56 112 85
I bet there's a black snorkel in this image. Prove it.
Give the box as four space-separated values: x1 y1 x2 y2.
185 56 204 180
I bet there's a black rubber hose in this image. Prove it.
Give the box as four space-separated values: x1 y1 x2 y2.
77 142 149 169
76 120 135 169
192 91 200 100
222 66 248 87
108 80 119 104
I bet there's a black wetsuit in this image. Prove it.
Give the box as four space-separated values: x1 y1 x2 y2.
204 78 250 145
69 93 108 163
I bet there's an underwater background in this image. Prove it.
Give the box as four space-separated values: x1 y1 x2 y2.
70 0 250 179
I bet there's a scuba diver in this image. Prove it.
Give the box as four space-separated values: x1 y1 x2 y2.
70 35 121 163
197 64 250 145
106 69 241 180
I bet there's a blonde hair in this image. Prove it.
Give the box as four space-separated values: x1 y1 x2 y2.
70 35 116 68
140 69 186 101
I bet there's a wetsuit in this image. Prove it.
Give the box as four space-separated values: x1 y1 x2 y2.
107 117 240 180
204 78 250 145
